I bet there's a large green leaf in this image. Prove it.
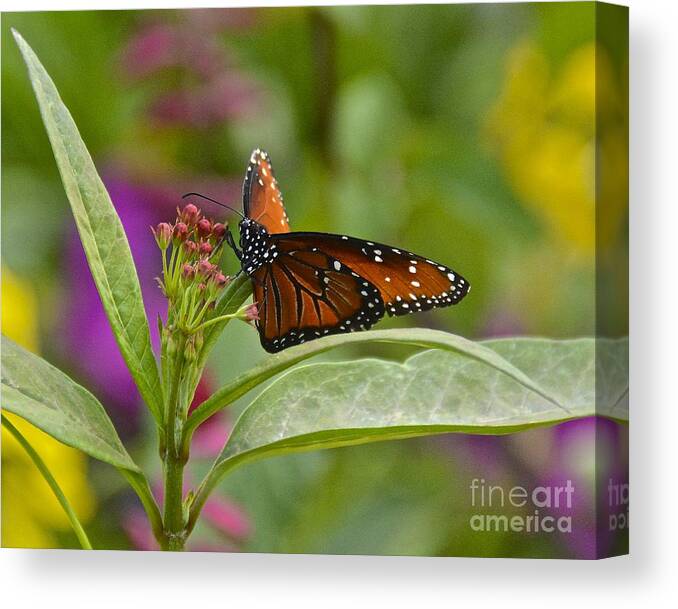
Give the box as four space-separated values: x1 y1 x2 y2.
188 335 626 527
1 336 139 472
13 31 163 422
220 337 627 465
185 328 566 439
488 337 628 419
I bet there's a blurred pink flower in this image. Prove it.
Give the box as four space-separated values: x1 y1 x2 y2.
149 74 261 128
123 508 157 551
202 495 251 541
119 23 178 79
120 10 263 129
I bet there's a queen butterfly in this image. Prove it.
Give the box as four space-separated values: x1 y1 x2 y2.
213 149 470 353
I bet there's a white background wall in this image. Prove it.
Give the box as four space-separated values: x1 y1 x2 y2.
1 0 676 607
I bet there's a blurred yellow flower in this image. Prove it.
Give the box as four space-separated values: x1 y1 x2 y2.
2 266 96 548
486 41 627 255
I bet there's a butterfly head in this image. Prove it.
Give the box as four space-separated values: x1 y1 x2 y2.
239 217 268 240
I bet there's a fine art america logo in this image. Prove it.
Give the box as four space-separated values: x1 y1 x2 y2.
468 478 574 534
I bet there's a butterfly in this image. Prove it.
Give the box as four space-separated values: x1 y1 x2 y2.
222 149 470 353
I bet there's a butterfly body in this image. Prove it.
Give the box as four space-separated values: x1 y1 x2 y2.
231 149 470 353
238 218 279 275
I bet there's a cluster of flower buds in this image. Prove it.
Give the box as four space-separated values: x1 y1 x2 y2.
153 203 228 253
153 203 232 332
180 259 229 305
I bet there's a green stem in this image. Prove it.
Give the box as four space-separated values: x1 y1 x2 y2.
161 247 169 288
190 298 214 329
162 449 186 551
162 333 188 551
189 312 238 333
2 413 93 550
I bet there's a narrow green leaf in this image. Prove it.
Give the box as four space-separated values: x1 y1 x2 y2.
1 336 140 472
2 414 93 550
185 327 566 439
12 30 163 423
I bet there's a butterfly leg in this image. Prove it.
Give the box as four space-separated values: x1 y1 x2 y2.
225 229 242 260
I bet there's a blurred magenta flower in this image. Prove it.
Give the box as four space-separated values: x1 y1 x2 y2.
541 417 628 558
443 416 627 559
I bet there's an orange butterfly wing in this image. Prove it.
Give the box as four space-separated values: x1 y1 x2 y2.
243 149 290 234
251 244 385 352
271 233 470 317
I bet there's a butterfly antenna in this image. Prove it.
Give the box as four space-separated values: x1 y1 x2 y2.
182 192 245 219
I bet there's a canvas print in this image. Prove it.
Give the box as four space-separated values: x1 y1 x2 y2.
1 1 628 558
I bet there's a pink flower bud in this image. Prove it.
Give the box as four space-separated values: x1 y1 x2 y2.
181 203 200 225
182 240 198 255
197 218 212 238
197 260 215 276
197 282 207 294
244 303 259 322
212 223 227 240
199 242 213 256
214 273 229 288
152 222 172 249
181 263 195 280
173 222 189 243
